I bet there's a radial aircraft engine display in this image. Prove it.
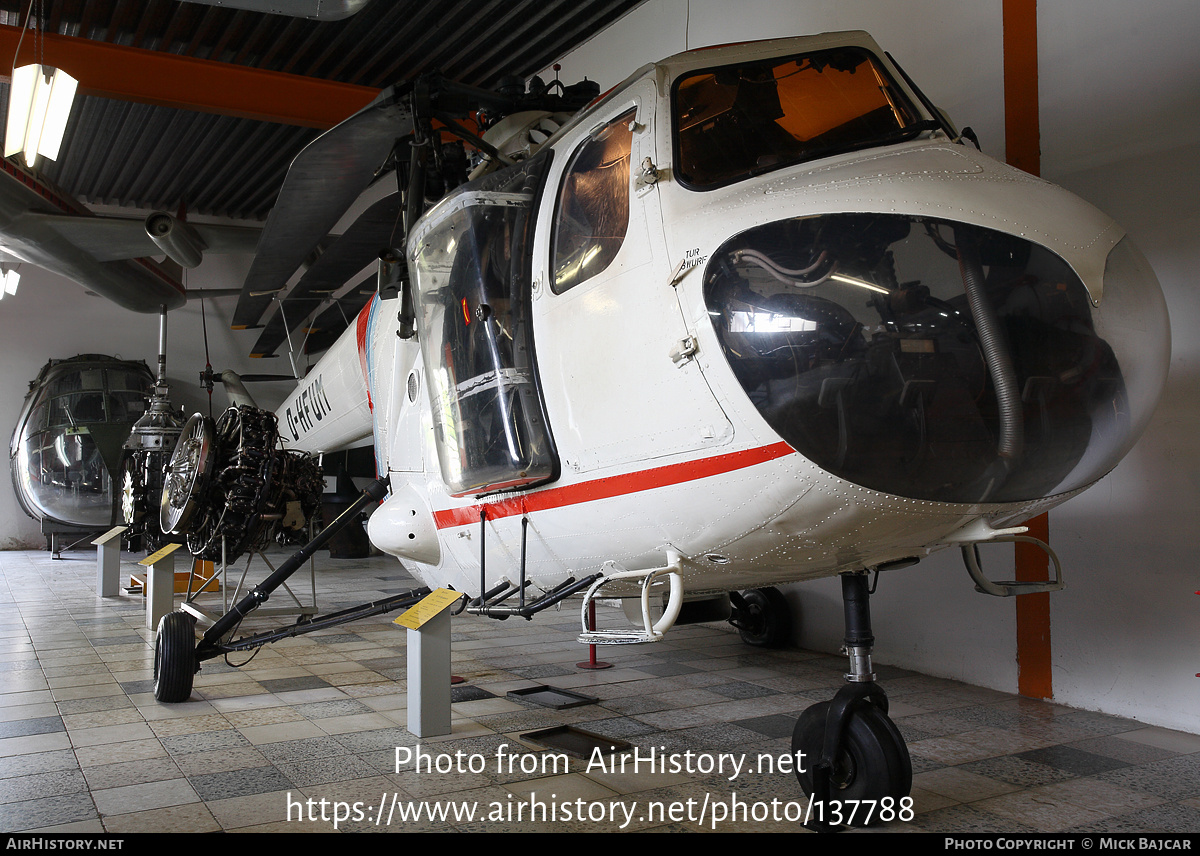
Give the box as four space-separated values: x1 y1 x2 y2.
10 355 153 540
120 387 184 552
159 406 324 563
151 32 1171 821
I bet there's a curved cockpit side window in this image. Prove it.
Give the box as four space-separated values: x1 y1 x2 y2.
551 109 636 293
109 391 148 423
674 47 925 191
51 392 106 426
11 359 154 528
411 152 558 497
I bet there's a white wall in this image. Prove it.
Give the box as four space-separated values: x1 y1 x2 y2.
1042 139 1200 730
547 0 1200 731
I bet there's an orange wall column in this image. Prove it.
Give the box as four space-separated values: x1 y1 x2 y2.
1003 0 1053 700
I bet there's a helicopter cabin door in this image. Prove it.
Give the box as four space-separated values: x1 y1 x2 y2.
533 80 734 475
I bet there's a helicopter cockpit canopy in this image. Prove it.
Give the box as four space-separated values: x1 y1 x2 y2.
704 215 1169 504
10 356 152 528
409 152 558 497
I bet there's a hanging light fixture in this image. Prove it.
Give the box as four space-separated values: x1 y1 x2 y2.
4 0 77 168
0 266 19 300
5 65 77 167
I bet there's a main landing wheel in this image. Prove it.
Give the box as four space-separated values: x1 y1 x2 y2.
732 586 792 648
792 701 912 819
153 611 198 703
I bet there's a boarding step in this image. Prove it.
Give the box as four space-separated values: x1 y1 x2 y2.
578 552 683 645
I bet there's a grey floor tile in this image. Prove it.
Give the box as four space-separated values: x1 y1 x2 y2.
0 548 1196 835
0 748 79 779
1017 744 1130 776
188 765 294 801
0 768 88 802
0 792 99 829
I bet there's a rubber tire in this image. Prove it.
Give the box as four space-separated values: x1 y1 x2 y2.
792 700 912 824
153 611 197 703
735 586 792 648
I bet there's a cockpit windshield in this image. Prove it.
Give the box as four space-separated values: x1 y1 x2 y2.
11 357 151 528
673 46 928 190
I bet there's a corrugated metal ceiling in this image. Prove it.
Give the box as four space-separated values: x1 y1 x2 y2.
0 0 645 219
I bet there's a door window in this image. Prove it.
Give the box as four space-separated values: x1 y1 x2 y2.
551 109 637 293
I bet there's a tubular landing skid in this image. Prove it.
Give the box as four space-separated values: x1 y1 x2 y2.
152 476 430 703
461 512 684 644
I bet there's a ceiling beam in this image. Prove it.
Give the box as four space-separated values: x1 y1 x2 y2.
0 24 380 129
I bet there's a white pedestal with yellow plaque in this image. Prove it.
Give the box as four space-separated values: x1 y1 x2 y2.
139 543 183 630
395 589 462 738
92 526 126 598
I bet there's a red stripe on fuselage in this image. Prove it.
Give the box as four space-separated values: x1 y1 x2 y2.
355 300 373 411
432 441 795 529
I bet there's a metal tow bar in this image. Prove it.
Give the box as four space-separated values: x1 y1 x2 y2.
194 475 396 662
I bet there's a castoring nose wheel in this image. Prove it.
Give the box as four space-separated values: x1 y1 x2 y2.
789 571 912 828
153 611 198 703
792 693 912 805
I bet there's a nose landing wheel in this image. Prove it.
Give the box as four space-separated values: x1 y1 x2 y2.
790 571 912 828
792 689 912 806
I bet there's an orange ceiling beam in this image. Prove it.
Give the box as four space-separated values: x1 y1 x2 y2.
0 24 380 129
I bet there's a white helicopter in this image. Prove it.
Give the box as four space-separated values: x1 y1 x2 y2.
151 31 1170 816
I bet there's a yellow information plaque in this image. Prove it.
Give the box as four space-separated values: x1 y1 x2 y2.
91 526 127 546
139 542 183 566
394 588 463 630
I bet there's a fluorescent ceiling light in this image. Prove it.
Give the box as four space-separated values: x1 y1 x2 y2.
3 269 19 295
4 64 78 168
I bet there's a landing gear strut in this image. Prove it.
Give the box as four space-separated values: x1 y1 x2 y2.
791 572 911 828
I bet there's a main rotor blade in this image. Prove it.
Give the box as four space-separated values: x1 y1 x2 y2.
249 192 403 357
232 84 412 330
300 283 376 356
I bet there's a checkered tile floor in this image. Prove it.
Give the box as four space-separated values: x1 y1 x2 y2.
2 548 1198 833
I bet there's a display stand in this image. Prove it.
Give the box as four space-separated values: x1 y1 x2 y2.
138 543 182 630
179 535 318 626
92 526 126 598
576 599 613 670
395 589 463 738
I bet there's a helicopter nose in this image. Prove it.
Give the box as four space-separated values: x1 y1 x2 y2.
14 424 119 527
703 214 1169 505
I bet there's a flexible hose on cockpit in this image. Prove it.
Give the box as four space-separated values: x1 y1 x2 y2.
956 228 1024 468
